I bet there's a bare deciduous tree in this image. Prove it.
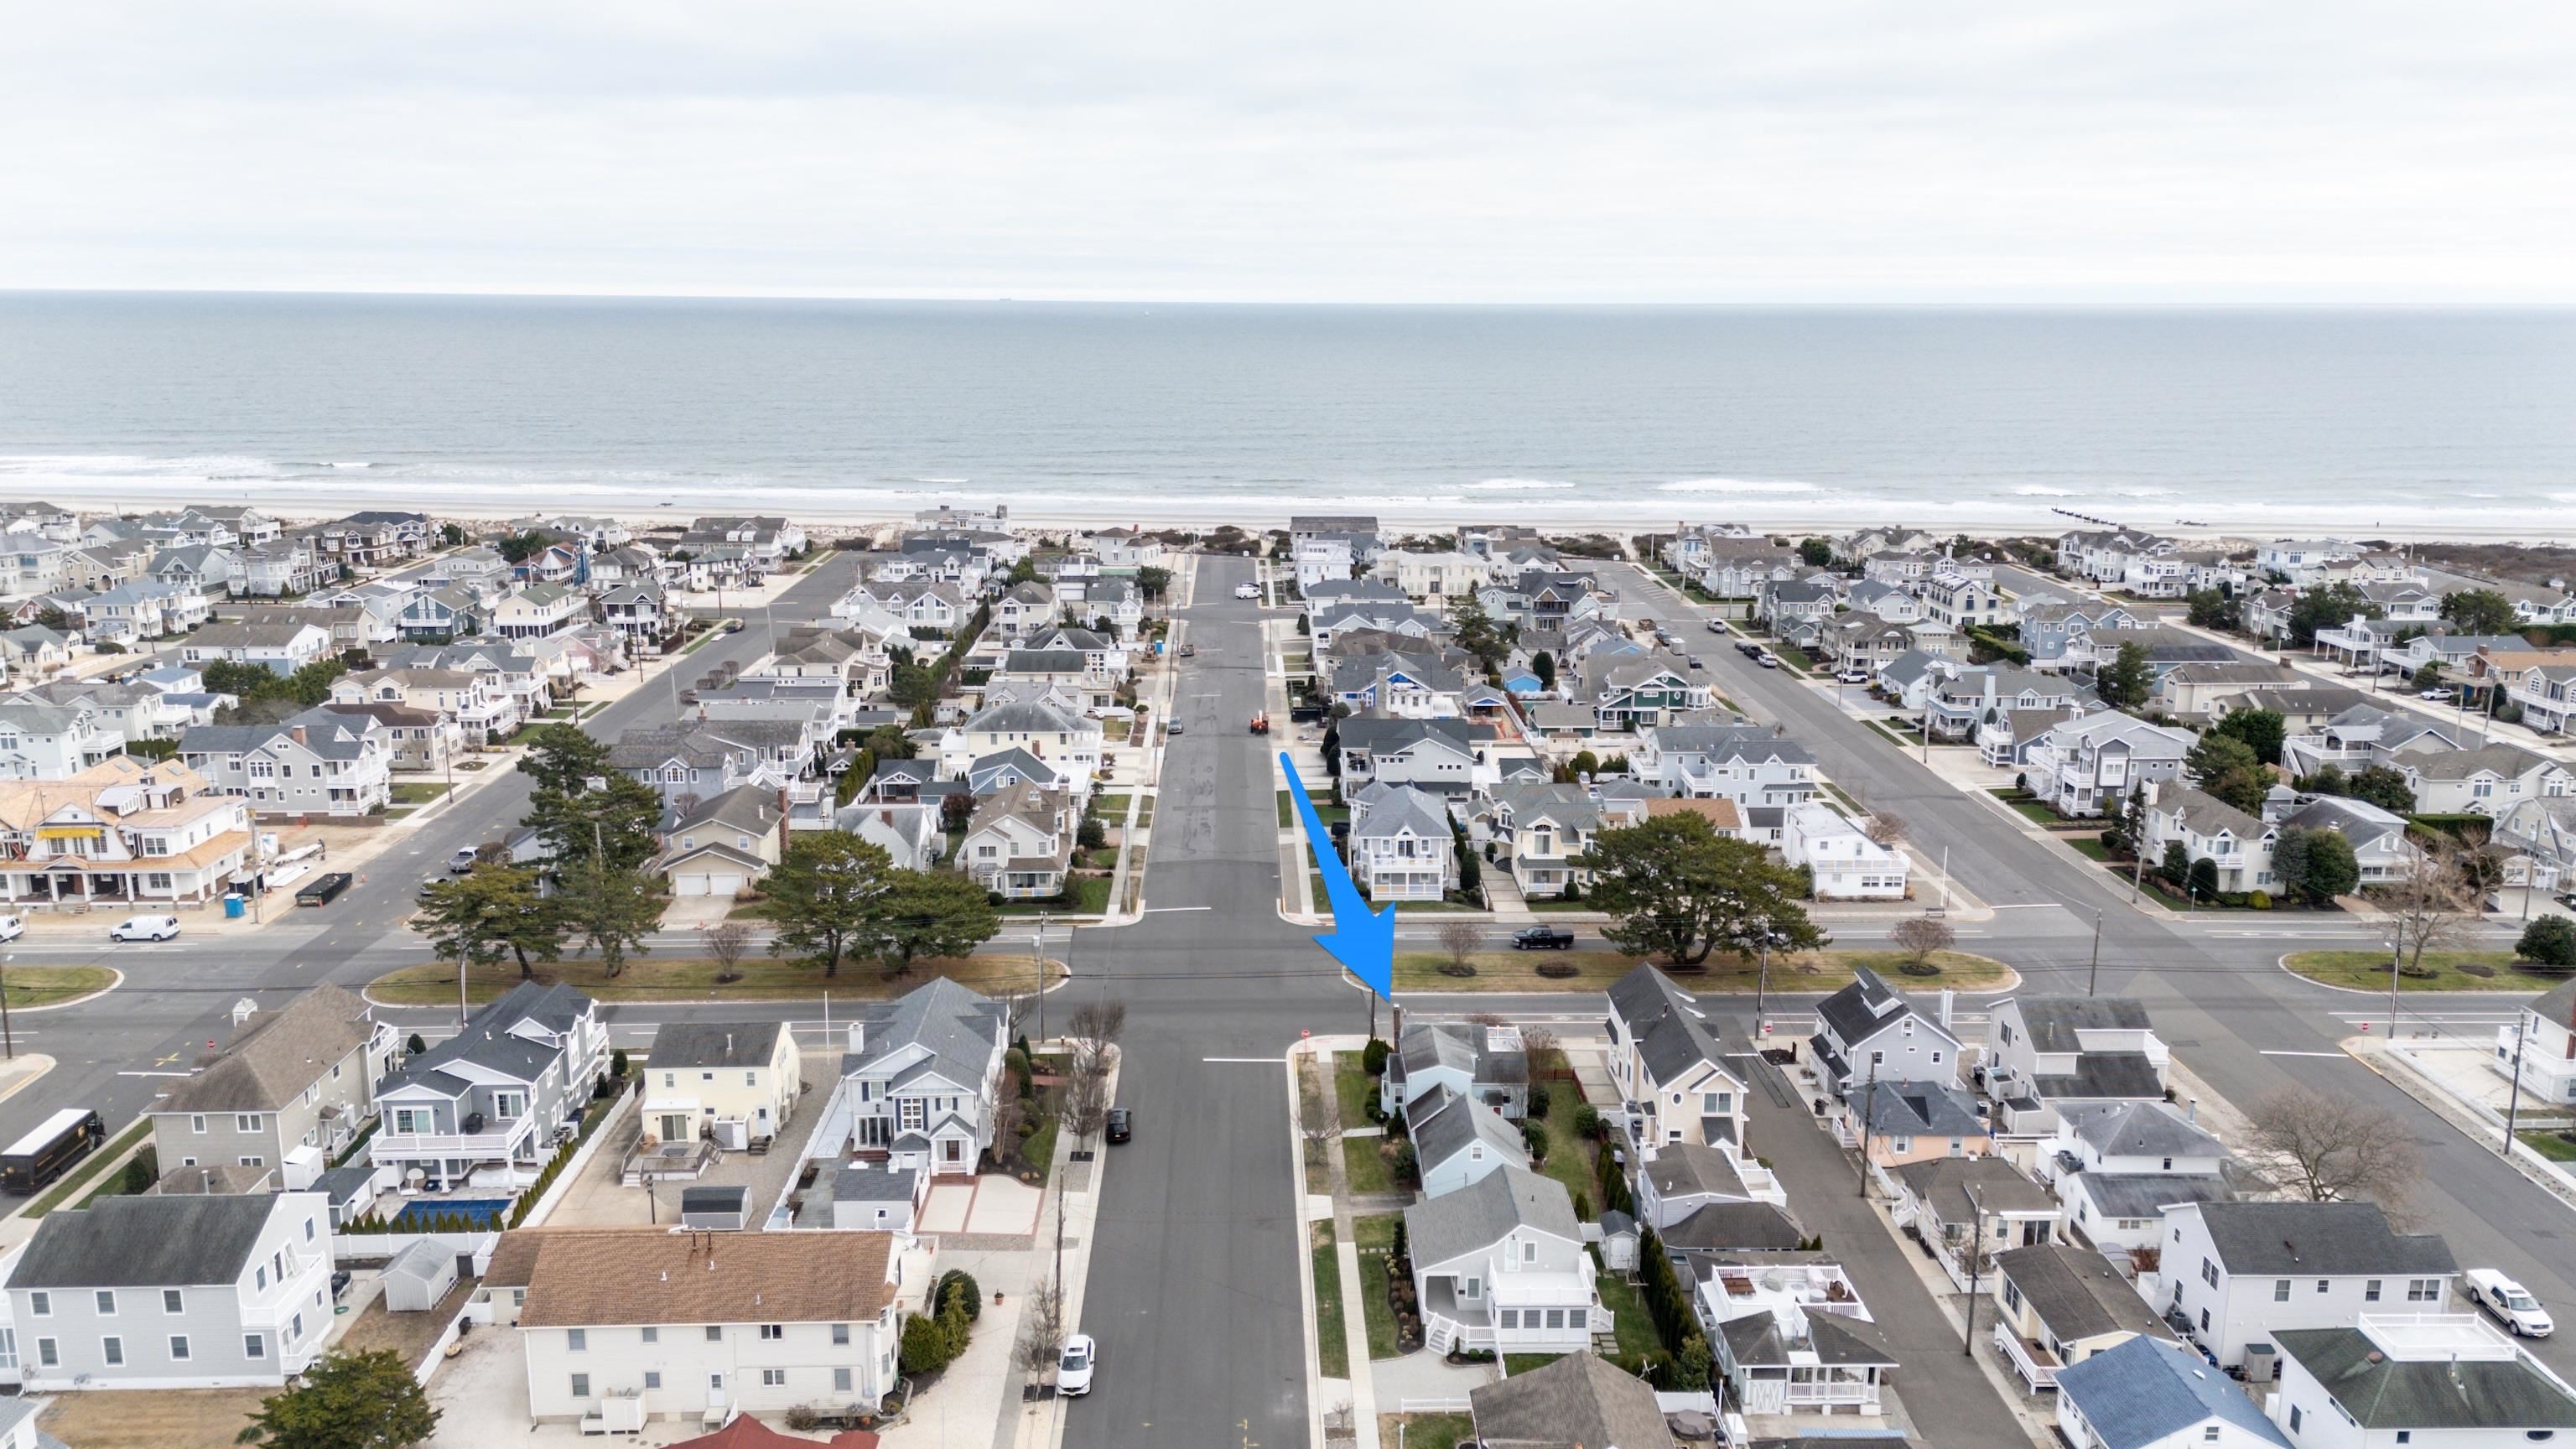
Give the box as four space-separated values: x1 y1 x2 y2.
1058 998 1127 1152
2242 1087 2421 1204
1863 813 1909 848
1297 1057 1335 1169
699 919 752 984
2381 848 2477 979
1437 920 1483 977
1888 914 1955 971
1015 1277 1068 1379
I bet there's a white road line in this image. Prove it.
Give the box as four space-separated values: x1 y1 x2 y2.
1986 903 2062 911
2257 1051 2350 1058
117 1069 195 1078
1140 906 1214 914
1202 1057 1283 1064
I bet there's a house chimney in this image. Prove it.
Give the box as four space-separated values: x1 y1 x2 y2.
847 1021 865 1053
1937 989 1955 1031
289 725 306 746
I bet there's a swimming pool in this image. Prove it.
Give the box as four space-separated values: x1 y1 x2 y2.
390 1197 513 1229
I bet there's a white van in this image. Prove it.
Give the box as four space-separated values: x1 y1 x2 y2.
108 914 181 943
2464 1268 2553 1337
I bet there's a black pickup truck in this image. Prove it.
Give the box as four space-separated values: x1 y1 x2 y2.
1510 925 1576 951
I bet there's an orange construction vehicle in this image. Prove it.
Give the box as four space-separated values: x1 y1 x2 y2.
1249 712 1270 735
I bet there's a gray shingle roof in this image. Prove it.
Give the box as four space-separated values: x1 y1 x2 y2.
1718 1308 1896 1368
1994 1243 2176 1344
158 984 375 1114
844 976 1004 1098
2196 1200 2456 1276
1643 1143 1749 1201
1860 1080 1987 1139
1607 963 1736 1089
2272 1326 2576 1430
2054 1337 2290 1449
647 1021 784 1070
2070 1173 2234 1222
9 1194 288 1289
1401 1164 1576 1270
1466 1348 1670 1449
1660 1201 1805 1252
2009 997 2153 1053
1406 1083 1527 1178
2064 1101 2225 1161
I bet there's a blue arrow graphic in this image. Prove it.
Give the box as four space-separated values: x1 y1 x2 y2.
1281 751 1395 999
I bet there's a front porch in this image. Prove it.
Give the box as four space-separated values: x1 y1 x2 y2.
1420 1279 1609 1357
1993 1322 2060 1391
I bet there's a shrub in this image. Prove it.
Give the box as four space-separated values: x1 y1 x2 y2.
2521 916 2576 970
937 1270 983 1322
1573 1191 1593 1219
407 1032 427 1057
122 1150 157 1196
785 1405 821 1431
2459 962 2497 979
1572 1104 1603 1140
610 1047 630 1079
1535 962 1580 979
1559 879 1582 903
2246 890 2272 910
1005 1047 1032 1096
1389 1141 1417 1184
899 1314 953 1374
1526 1084 1550 1119
1519 1121 1549 1161
1361 1037 1390 1077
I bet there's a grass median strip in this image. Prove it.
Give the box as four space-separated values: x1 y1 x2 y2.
23 1118 148 1218
369 953 1061 1006
0 965 117 1008
1392 948 2012 994
2284 950 2558 993
1342 1135 1396 1196
1334 1055 1377 1127
1311 1221 1349 1379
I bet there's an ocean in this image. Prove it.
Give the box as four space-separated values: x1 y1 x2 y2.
0 293 2569 536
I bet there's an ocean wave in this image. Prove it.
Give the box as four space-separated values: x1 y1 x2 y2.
1659 479 1820 495
2013 486 2075 497
1467 479 1574 492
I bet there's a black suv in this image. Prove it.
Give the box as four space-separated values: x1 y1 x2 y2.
1105 1108 1134 1144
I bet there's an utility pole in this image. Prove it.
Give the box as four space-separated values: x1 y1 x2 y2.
2086 910 2103 997
2504 1013 2530 1157
1961 1185 1987 1357
1855 1063 1881 1199
1753 930 1774 1044
2386 933 2402 1041
0 949 14 1060
1034 912 1050 1045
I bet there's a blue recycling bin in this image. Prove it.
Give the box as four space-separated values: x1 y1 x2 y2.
222 894 246 919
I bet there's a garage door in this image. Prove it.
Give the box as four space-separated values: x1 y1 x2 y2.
674 870 743 897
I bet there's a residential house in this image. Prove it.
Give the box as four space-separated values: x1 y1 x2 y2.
180 709 392 817
953 779 1073 900
330 667 518 744
1990 1243 2178 1393
149 984 393 1184
179 620 335 676
2153 663 2303 719
2389 742 2568 817
0 758 255 907
2494 797 2576 897
2205 686 2375 736
1078 578 1146 640
592 584 665 647
14 677 195 745
611 719 817 812
1842 1080 1990 1176
1475 781 1603 899
1714 1301 1898 1417
2043 1103 2233 1256
935 702 1102 794
1633 723 1817 810
1605 963 1753 1152
2158 1200 2459 1374
0 700 124 779
1344 783 1457 902
2276 704 2467 779
1409 1083 1529 1198
2054 1336 2290 1449
655 787 786 898
2018 600 2141 672
488 583 589 641
1923 570 2013 631
2085 628 2247 682
1758 578 1841 646
992 579 1060 640
1465 1351 1669 1448
1589 658 1711 732
1781 802 1909 900
1378 1021 1530 1120
1889 1156 2060 1289
832 976 1007 1178
1332 715 1479 797
2141 786 2275 896
1980 995 2170 1135
487 1228 904 1426
1845 579 1924 622
0 627 70 681
1924 666 2084 743
371 982 610 1192
2269 1315 2576 1449
313 512 433 568
317 700 457 773
2025 712 2195 819
1373 548 1495 603
1636 1141 1788 1228
641 1021 802 1150
1404 1166 1607 1357
2491 979 2576 1107
3 1193 336 1389
1 538 74 601
1978 704 2082 769
1808 966 1963 1097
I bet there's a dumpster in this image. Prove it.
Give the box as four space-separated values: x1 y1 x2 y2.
222 894 246 920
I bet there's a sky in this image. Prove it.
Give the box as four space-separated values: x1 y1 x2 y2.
3 2 2572 303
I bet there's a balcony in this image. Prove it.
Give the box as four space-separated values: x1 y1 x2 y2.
1995 1322 2060 1391
374 1120 536 1159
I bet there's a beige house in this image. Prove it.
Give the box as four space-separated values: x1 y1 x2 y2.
0 756 254 907
148 983 396 1179
641 1021 804 1150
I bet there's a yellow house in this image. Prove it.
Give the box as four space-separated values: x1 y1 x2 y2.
641 1021 803 1150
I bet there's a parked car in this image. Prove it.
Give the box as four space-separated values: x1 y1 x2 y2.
1058 1334 1098 1396
1686 655 1705 669
724 618 745 633
2465 1269 2554 1336
1735 640 1763 657
2419 688 2456 702
1836 670 1874 684
295 872 354 907
1176 643 1197 657
1655 631 1680 647
1106 1108 1133 1144
109 915 180 943
1512 925 1576 950
1756 652 1782 668
1167 721 1186 735
0 914 21 943
418 876 445 902
1233 582 1260 600
448 847 480 873
1706 618 1730 634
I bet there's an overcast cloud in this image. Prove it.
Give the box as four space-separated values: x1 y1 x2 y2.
3 2 2570 301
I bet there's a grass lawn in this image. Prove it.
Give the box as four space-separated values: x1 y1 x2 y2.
1311 1221 1350 1379
1136 796 1155 827
2066 834 2114 862
993 875 1112 916
2520 1130 2576 1162
1527 1084 1597 1209
1380 1415 1474 1449
1820 782 1867 815
1279 789 1351 829
678 625 728 655
1343 1135 1398 1196
0 965 117 1008
1019 1114 1060 1187
368 952 1061 1005
23 1118 149 1218
39 1385 273 1449
387 781 452 805
1504 1353 1563 1375
2285 950 2561 993
1335 1054 1379 1128
1524 897 1598 912
1095 793 1133 819
1391 948 2012 995
1353 1213 1404 1359
1592 1270 1663 1361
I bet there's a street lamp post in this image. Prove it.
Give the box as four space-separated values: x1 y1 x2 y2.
2504 1014 2530 1158
0 949 15 1060
1961 1185 1987 1357
2087 909 2103 997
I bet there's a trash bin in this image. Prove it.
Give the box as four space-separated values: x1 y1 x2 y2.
222 894 246 920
